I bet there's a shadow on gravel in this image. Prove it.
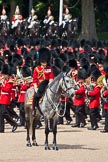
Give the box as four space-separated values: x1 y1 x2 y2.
58 144 99 150
58 130 82 133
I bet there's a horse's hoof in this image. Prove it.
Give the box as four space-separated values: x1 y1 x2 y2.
32 143 38 146
45 146 50 150
53 146 59 151
26 143 32 147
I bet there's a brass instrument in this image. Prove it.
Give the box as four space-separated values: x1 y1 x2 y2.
16 76 33 84
96 75 105 88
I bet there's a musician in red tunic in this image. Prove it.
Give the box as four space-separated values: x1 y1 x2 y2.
33 47 54 111
72 68 87 128
0 64 18 133
11 5 23 29
87 69 101 130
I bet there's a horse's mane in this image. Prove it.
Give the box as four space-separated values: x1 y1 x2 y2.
48 72 63 87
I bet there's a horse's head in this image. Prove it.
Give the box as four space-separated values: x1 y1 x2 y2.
60 71 74 97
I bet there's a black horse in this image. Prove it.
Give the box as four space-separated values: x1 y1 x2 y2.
0 20 10 36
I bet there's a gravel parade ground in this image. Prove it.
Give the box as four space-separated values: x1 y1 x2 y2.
0 117 108 162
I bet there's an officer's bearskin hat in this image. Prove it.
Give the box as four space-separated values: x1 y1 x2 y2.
103 55 108 75
69 59 78 69
21 66 32 77
39 47 51 63
1 64 10 75
12 54 23 67
25 56 33 67
77 68 88 80
91 69 101 82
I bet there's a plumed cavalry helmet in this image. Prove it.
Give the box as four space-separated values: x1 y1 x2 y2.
47 6 51 16
39 47 51 63
65 6 69 14
2 6 6 15
15 5 20 15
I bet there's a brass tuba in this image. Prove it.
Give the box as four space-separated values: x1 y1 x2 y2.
96 75 105 88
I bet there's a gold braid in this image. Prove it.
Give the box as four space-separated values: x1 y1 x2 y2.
35 67 45 80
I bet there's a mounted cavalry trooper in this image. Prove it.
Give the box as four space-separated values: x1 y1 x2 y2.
0 6 9 24
32 48 54 110
11 5 23 29
28 8 38 29
43 6 55 26
62 6 72 29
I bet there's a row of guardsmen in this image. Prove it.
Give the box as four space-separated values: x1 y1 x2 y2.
1 41 108 133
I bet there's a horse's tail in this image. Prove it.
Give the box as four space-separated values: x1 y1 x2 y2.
25 104 33 135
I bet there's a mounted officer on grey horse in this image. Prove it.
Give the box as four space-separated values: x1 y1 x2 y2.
24 47 74 150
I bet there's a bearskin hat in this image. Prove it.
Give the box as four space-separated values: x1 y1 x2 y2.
9 63 17 75
91 69 101 81
3 50 12 63
62 40 68 48
39 47 51 63
59 53 68 63
1 64 10 75
69 59 78 69
54 58 64 69
12 54 23 66
62 65 70 73
25 56 33 67
103 55 108 75
21 66 32 77
77 68 88 80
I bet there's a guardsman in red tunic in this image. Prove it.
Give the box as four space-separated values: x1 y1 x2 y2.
87 69 101 130
17 66 31 126
72 68 87 128
11 5 23 29
33 47 54 111
0 64 18 133
101 56 108 133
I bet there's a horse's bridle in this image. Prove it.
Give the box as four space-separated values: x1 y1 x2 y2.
45 73 73 117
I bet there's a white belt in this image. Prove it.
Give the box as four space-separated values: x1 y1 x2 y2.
1 92 9 95
12 89 16 91
20 91 26 93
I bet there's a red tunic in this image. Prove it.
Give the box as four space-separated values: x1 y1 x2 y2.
33 66 54 86
73 85 86 106
103 89 108 110
0 80 13 105
18 83 28 103
11 15 23 22
88 86 101 109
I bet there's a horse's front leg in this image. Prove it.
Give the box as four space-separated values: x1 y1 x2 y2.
45 119 50 150
32 118 38 146
52 120 58 151
26 118 32 147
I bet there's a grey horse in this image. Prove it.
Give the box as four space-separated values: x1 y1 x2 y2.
24 71 74 150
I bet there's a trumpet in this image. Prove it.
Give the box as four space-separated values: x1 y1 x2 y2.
16 76 33 84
